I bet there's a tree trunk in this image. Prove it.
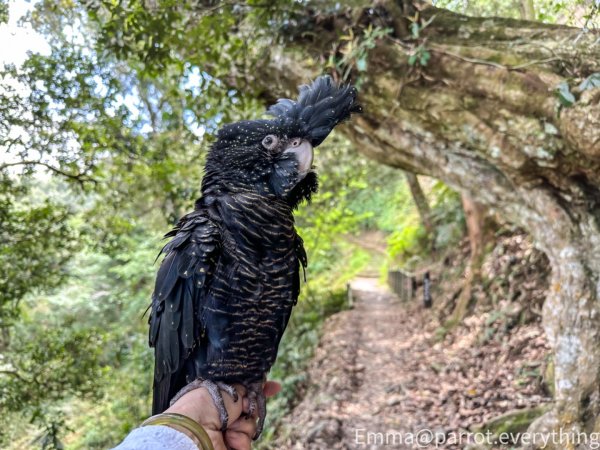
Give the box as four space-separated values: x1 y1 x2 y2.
404 172 434 237
461 194 486 276
520 0 536 20
451 194 487 322
254 1 600 445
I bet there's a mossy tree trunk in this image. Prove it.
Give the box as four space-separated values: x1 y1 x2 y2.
253 0 600 445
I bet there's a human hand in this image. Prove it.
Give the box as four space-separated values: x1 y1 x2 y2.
223 382 281 450
165 381 281 450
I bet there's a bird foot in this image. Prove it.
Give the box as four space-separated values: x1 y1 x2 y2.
170 378 238 431
244 381 267 440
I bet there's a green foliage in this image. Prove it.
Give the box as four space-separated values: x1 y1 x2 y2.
556 81 575 107
78 0 302 80
0 185 77 325
0 227 157 449
553 73 600 110
0 319 107 448
388 179 464 267
407 15 434 67
328 25 392 84
388 221 427 260
429 181 465 250
2 325 106 406
408 46 431 67
0 0 8 24
579 72 600 91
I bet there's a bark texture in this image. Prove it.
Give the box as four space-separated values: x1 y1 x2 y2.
451 194 487 323
404 172 434 237
254 1 600 445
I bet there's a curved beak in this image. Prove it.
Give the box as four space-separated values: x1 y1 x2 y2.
283 139 313 177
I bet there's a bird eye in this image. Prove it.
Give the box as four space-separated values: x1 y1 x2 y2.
262 134 279 150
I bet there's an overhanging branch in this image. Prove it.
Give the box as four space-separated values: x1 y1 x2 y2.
0 160 97 185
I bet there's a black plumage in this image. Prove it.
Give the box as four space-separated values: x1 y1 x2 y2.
148 75 360 435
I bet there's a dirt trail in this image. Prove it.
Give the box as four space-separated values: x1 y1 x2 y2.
276 277 419 449
275 274 550 450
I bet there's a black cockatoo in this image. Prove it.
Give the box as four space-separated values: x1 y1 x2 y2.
148 75 360 438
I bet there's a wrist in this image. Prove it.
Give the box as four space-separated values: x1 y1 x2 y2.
161 421 207 449
141 413 214 450
164 386 221 432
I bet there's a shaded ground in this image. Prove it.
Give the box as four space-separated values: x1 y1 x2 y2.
275 264 550 449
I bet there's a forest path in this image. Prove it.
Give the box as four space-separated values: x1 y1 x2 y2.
275 269 551 450
276 277 421 449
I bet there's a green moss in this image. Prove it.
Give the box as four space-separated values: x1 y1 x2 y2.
473 405 550 436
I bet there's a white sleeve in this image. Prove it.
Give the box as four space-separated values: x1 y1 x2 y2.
111 425 198 450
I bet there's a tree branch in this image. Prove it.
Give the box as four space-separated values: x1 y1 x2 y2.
0 160 97 185
0 369 31 384
427 43 562 71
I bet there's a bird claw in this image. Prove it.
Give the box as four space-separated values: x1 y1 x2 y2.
244 382 267 440
170 378 266 437
246 390 257 418
216 381 239 403
170 378 238 432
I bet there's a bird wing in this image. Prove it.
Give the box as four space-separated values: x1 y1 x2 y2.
293 232 308 301
148 210 220 414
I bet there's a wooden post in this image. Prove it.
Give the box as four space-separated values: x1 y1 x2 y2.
423 271 432 308
346 282 353 308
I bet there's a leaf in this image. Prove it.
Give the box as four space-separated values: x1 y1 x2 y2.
408 54 418 66
356 57 367 72
556 81 575 107
578 73 600 91
411 22 420 39
420 50 431 66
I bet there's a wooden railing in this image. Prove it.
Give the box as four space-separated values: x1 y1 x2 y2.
388 269 416 302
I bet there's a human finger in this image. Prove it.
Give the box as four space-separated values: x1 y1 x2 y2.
263 381 281 398
224 430 252 450
219 383 247 426
225 416 258 450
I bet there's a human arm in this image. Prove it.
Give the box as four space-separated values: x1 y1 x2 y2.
112 381 281 450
